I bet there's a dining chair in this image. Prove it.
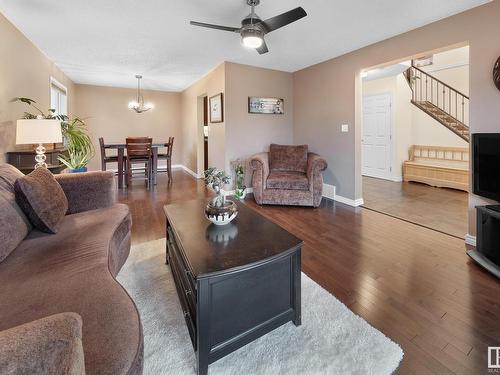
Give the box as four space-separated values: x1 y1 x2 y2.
99 137 118 171
125 137 153 188
158 136 174 183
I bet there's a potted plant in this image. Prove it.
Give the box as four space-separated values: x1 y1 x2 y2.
58 118 94 172
233 162 246 200
203 167 237 225
12 97 94 172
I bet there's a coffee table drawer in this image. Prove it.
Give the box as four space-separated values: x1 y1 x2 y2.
167 227 196 291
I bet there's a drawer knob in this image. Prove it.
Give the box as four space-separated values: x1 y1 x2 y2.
185 289 192 295
183 311 190 317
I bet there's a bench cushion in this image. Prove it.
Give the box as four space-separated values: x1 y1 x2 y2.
0 204 143 375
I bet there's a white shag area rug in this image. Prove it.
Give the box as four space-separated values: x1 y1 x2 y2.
117 239 403 375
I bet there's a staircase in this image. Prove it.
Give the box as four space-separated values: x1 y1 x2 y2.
403 65 469 142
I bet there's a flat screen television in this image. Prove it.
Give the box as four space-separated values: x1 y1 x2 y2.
472 133 500 202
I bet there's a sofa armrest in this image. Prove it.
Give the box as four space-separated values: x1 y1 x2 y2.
307 153 328 207
0 313 85 375
250 152 270 205
55 171 116 214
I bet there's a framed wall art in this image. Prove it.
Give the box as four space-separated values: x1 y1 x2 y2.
248 97 284 114
209 93 223 123
494 56 500 91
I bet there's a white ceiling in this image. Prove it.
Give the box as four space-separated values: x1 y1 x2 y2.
0 0 488 91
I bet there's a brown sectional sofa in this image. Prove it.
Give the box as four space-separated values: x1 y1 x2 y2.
0 164 143 375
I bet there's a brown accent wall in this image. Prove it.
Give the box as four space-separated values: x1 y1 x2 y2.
225 62 294 186
74 84 182 171
0 12 75 163
293 1 500 235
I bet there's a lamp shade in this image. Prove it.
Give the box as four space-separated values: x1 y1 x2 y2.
16 119 62 144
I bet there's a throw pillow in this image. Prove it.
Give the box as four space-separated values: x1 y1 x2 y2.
269 144 309 173
14 168 68 234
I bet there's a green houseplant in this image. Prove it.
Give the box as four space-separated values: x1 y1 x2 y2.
12 97 94 172
233 162 246 200
58 118 94 172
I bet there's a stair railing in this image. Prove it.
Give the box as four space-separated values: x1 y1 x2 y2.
404 65 469 127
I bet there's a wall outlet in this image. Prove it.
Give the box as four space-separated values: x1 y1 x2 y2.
341 124 349 132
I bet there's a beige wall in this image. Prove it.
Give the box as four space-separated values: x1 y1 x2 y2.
225 62 294 186
0 12 75 162
180 63 225 174
74 84 182 171
294 1 500 235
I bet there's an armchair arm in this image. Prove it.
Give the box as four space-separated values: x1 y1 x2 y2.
250 152 270 205
306 153 327 178
0 313 85 375
307 153 328 207
55 171 116 214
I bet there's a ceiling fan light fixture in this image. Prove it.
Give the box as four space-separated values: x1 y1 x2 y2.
241 28 263 49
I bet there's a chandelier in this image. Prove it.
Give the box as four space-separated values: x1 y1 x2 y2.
128 75 153 113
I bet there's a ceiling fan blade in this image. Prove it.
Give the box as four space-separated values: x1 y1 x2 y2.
256 40 269 54
190 21 240 32
261 7 307 33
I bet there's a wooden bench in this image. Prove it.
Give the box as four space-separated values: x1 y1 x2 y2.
403 145 469 192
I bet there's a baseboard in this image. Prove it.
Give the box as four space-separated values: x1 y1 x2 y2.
322 184 363 206
108 163 201 178
334 195 364 207
222 187 253 197
322 183 336 200
391 176 403 182
465 234 477 247
176 165 201 178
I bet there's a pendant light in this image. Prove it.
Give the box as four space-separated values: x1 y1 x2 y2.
128 75 153 113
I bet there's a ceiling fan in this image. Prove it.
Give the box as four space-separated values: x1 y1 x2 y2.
190 0 307 54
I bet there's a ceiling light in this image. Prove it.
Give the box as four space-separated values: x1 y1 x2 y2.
241 28 263 49
128 75 153 113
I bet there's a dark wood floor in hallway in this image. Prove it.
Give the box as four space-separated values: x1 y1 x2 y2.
118 170 500 375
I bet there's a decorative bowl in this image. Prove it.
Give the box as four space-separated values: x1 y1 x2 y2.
205 200 238 226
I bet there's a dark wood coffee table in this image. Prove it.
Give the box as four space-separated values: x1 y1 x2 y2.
164 199 302 375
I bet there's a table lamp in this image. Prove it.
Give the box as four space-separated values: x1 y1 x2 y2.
16 119 62 169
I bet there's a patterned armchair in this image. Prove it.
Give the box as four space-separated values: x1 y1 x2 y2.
250 144 327 207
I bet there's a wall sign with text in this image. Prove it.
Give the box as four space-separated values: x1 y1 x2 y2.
248 97 284 114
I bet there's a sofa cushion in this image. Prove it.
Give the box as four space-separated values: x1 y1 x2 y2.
0 204 142 375
269 144 308 173
0 164 25 192
0 165 31 262
14 167 68 234
0 191 32 263
0 312 85 375
267 171 310 190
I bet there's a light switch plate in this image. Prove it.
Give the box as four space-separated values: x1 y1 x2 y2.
341 124 349 132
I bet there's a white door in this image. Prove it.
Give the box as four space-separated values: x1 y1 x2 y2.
362 94 392 180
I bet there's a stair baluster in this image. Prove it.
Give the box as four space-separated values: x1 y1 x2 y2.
404 65 469 142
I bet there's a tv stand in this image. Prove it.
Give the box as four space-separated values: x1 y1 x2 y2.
467 206 500 279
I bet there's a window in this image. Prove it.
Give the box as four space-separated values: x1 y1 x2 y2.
50 77 67 116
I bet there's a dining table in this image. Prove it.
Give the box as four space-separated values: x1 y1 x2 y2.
104 142 170 188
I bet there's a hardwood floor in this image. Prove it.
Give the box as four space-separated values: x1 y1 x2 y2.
362 176 468 239
118 170 500 375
